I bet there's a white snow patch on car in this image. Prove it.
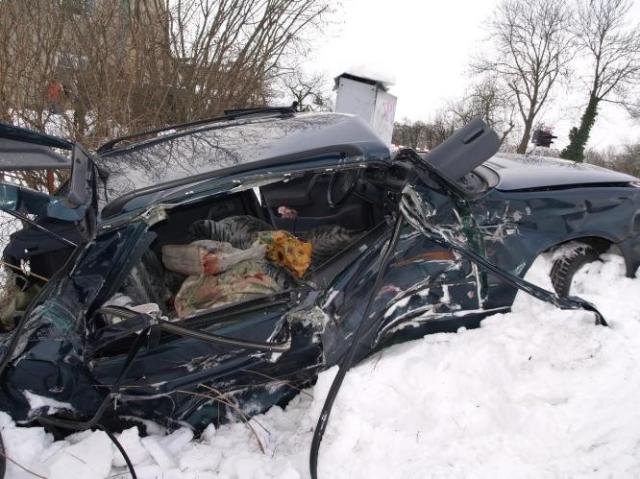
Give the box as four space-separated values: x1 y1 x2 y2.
24 391 74 416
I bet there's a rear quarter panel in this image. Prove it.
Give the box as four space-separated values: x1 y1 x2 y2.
471 185 640 308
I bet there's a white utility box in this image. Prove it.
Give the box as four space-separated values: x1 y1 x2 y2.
334 72 397 145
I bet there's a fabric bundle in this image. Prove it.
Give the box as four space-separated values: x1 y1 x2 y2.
163 218 314 318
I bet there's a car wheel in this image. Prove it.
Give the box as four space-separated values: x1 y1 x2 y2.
550 243 601 297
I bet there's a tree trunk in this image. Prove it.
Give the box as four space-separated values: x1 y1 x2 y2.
73 98 87 142
516 120 533 154
499 122 515 146
560 94 599 162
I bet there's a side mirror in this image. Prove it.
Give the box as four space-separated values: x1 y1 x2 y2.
67 145 91 207
44 146 95 223
421 118 500 187
0 183 50 216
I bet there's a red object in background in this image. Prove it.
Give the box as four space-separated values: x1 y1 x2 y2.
46 170 55 194
45 80 63 103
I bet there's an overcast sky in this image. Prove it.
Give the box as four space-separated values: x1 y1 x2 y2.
302 0 640 150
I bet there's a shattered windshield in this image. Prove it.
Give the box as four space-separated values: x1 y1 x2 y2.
96 113 374 204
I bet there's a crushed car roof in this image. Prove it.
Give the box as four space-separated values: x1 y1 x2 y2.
97 112 390 204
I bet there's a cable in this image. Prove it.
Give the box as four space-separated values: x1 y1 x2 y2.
36 328 150 479
0 260 49 283
157 319 291 353
0 305 31 379
309 215 404 479
310 190 609 478
0 208 77 248
95 307 291 353
37 327 150 431
97 425 137 479
0 270 53 378
0 428 5 479
0 427 46 479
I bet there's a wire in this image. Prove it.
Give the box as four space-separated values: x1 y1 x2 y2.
309 215 404 479
36 328 150 478
0 208 77 248
0 428 5 479
94 307 291 353
158 319 291 353
0 428 47 478
37 327 150 431
0 303 31 378
97 425 137 479
310 193 609 478
0 260 48 283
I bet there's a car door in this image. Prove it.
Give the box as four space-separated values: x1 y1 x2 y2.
0 124 98 322
320 119 502 364
317 186 487 366
0 123 97 230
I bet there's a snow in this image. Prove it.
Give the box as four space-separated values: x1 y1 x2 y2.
339 66 396 88
2 253 640 478
48 431 113 479
24 392 73 417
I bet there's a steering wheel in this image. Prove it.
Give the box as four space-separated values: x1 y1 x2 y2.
327 169 361 209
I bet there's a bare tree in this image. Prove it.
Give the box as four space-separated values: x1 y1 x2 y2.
628 100 640 120
585 143 640 176
392 120 430 149
394 78 516 151
282 70 332 111
392 111 457 151
560 0 640 161
0 0 330 150
449 77 516 145
0 1 67 131
0 0 330 197
475 0 574 153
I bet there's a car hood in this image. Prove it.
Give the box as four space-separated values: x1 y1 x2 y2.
487 153 638 191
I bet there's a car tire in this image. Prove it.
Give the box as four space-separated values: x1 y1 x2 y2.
550 243 601 297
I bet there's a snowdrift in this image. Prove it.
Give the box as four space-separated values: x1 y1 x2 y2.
2 254 639 478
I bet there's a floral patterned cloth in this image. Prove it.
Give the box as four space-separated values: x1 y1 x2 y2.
174 260 282 318
255 231 312 278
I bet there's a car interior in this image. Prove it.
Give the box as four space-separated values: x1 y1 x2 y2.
97 163 410 329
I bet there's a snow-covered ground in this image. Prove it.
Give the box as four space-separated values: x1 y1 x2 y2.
2 253 640 479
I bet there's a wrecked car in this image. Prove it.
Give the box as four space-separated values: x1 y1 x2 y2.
0 109 638 449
